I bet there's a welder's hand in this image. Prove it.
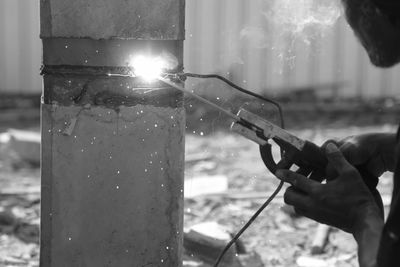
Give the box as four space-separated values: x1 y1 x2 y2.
276 143 382 234
322 133 397 178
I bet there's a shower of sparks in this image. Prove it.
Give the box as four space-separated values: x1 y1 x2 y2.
126 51 178 82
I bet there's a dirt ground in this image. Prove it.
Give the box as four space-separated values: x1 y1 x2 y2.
0 118 397 266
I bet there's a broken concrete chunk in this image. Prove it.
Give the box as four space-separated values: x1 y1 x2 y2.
184 222 236 265
236 252 264 267
184 222 264 267
311 224 331 255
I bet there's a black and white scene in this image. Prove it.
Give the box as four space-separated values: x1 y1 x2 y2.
0 0 400 266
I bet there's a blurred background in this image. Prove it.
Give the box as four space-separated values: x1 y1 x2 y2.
2 0 400 97
0 0 398 266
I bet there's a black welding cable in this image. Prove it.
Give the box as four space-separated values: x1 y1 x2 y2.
212 180 284 267
181 73 285 129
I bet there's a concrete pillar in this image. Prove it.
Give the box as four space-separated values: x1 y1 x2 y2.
40 1 185 266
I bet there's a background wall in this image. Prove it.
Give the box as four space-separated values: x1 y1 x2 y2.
0 0 41 94
0 0 399 98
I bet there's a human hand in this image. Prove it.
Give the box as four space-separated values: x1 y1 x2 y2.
323 133 396 178
276 143 383 234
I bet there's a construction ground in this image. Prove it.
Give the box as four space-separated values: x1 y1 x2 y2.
0 97 398 267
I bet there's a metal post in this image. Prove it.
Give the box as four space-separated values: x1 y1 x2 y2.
40 1 185 266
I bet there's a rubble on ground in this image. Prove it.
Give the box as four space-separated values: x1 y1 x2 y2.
0 124 396 266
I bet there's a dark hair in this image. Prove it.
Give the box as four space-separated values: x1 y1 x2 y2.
372 0 400 22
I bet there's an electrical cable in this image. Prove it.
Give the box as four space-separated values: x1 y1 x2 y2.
180 73 285 128
213 181 284 267
173 72 286 267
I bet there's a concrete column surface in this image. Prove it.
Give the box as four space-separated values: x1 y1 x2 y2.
41 105 184 266
40 0 185 39
40 0 185 266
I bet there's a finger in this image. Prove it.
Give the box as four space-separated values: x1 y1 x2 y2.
321 139 340 151
365 157 385 178
293 207 313 219
338 142 362 166
326 142 357 180
309 169 325 182
325 163 338 181
325 143 354 174
295 207 343 230
276 156 293 170
296 166 312 177
284 187 315 211
276 169 320 194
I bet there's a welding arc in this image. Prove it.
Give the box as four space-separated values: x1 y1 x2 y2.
182 73 285 129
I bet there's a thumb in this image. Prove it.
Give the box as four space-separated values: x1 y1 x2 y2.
339 142 364 166
325 143 354 174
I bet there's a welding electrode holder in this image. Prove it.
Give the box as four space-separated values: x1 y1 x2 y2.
230 108 383 214
259 139 326 176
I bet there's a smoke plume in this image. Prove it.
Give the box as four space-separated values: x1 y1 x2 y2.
263 0 342 34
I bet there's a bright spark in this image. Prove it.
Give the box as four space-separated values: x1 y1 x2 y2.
129 55 166 82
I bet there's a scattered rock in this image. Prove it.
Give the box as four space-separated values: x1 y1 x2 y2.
236 252 264 267
0 210 17 226
184 222 264 267
311 224 331 255
184 222 237 265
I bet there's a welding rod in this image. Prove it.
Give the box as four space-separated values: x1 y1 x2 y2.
106 73 240 121
158 77 241 122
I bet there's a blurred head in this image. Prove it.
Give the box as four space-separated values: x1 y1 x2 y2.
342 0 400 67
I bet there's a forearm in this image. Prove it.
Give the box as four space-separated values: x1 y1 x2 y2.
353 209 384 267
379 133 397 173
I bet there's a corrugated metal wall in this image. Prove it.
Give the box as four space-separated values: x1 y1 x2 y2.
184 0 400 98
0 0 41 94
0 0 398 98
